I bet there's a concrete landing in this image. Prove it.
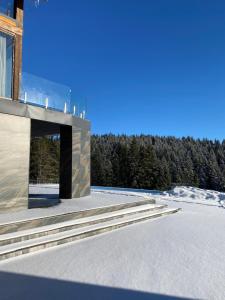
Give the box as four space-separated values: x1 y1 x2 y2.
0 185 154 225
0 185 180 262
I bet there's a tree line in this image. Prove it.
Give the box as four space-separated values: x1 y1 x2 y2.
30 134 225 192
30 136 60 184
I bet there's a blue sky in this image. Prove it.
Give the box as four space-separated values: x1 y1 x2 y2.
23 0 225 140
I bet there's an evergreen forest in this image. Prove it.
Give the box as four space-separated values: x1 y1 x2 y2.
30 135 225 192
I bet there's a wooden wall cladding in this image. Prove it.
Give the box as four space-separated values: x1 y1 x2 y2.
0 0 24 100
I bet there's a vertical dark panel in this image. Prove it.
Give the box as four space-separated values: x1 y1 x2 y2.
59 125 72 199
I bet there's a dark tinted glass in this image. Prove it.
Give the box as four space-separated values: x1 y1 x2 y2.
0 31 14 98
0 0 15 18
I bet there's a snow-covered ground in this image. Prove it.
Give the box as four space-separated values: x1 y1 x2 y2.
93 185 225 207
0 186 225 299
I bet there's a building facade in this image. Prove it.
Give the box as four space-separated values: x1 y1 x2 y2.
0 1 91 212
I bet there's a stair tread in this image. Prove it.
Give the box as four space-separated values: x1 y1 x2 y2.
0 199 155 227
0 204 165 241
0 207 179 255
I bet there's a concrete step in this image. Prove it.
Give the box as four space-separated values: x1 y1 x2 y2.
0 207 180 261
0 199 155 235
0 204 166 247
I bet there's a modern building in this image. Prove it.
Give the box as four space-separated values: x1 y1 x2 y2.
0 0 91 212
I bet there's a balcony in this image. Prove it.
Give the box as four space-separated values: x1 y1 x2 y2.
19 72 87 119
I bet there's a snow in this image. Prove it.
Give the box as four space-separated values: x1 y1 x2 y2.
93 185 225 207
0 186 225 299
0 188 148 225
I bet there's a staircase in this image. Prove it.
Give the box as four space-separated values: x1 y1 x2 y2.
0 200 180 261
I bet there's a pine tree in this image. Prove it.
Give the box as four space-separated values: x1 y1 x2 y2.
127 137 140 188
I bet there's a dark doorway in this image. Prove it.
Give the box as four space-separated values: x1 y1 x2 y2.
29 119 72 208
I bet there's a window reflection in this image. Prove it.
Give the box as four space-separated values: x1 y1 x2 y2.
0 0 15 18
0 31 14 99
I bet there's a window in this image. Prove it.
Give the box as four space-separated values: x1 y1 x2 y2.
0 31 14 99
0 0 15 18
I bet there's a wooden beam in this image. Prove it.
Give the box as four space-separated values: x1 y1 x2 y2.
13 0 24 100
13 34 23 100
0 17 23 35
15 0 24 29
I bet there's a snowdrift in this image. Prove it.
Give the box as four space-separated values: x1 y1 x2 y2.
92 186 225 207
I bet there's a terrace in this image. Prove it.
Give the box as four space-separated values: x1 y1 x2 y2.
0 1 86 118
19 72 87 119
0 70 87 119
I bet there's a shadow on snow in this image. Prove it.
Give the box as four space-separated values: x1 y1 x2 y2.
0 271 192 300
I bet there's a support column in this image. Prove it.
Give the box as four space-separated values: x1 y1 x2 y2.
79 128 91 197
0 113 30 212
13 34 23 100
71 127 81 198
14 0 24 101
59 123 90 199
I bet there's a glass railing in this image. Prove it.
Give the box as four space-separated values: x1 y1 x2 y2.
0 0 15 18
19 72 87 119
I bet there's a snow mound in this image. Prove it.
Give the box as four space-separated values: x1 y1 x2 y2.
92 186 225 207
163 186 225 200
